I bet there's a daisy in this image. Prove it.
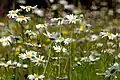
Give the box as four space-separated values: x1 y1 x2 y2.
28 74 45 80
20 5 37 12
43 31 58 40
0 36 12 46
24 30 37 39
16 15 30 23
99 32 118 40
53 45 62 53
7 9 21 19
53 45 67 53
36 24 46 29
66 14 78 24
4 60 12 67
31 56 45 66
18 51 37 60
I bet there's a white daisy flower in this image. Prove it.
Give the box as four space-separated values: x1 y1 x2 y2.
23 64 28 68
59 0 68 5
0 36 12 46
66 14 78 24
99 32 118 40
36 24 46 29
4 60 12 67
64 38 75 45
18 51 37 60
33 9 44 17
20 5 37 12
53 45 62 53
64 4 75 10
24 30 37 39
16 15 30 23
53 45 67 53
31 56 45 66
7 9 21 19
88 35 99 42
43 31 58 40
28 74 45 80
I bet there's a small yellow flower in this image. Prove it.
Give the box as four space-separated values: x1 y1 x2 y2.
79 25 85 31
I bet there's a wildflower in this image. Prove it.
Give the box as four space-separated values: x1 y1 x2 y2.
51 18 64 25
99 32 118 40
31 56 45 66
51 4 58 10
36 24 46 29
33 9 44 17
18 51 37 60
7 9 21 19
4 60 12 67
25 30 37 39
16 15 30 23
55 37 65 43
53 45 62 53
53 45 67 53
103 49 115 54
16 63 22 67
79 25 85 31
64 4 75 10
0 36 12 46
17 0 26 4
28 74 45 80
64 38 75 45
23 64 28 68
20 5 37 12
59 0 68 5
66 14 78 24
43 31 58 40
88 35 99 42
104 63 120 78
96 43 103 47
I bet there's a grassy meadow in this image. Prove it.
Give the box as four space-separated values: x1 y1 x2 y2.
0 4 120 80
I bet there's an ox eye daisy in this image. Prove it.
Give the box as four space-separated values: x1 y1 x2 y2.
16 15 30 23
28 74 45 80
66 14 79 24
99 32 118 40
0 36 12 46
18 50 37 60
20 5 37 12
31 56 46 66
7 9 21 19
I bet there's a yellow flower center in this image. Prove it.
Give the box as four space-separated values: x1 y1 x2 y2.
26 54 31 58
39 59 43 62
12 11 17 14
34 74 39 78
18 16 25 18
106 32 111 36
106 49 110 53
26 6 31 8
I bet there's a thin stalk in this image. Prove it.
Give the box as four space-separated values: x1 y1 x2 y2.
43 43 52 74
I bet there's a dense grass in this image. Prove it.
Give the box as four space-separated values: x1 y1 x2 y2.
0 5 120 80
